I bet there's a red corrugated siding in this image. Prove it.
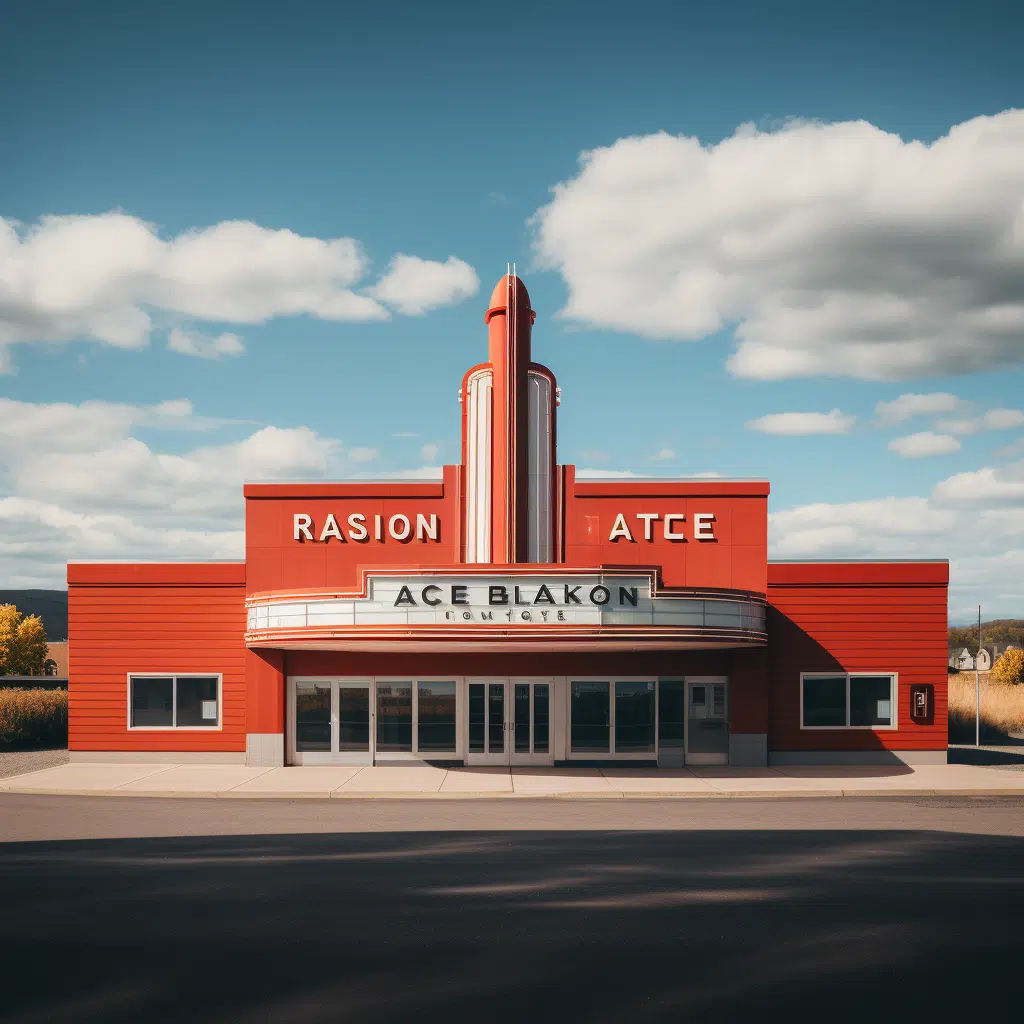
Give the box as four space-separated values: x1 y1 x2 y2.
767 563 948 752
68 567 247 752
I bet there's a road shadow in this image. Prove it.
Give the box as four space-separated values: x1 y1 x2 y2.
1 829 1022 1022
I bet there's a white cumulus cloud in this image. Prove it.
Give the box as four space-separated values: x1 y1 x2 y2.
888 431 962 457
746 409 855 435
0 213 478 371
420 443 439 463
167 327 245 360
532 110 1024 380
649 448 676 461
875 392 966 424
369 254 479 315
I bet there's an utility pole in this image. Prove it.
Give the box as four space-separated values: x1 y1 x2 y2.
975 604 982 747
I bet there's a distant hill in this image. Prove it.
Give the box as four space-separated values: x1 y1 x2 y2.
0 590 68 641
949 619 1024 650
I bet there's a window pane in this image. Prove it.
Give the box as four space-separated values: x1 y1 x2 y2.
417 681 456 752
296 682 331 751
803 676 847 727
515 683 531 753
131 677 173 727
488 683 505 754
176 676 219 727
850 676 893 727
658 680 686 746
468 683 485 753
571 681 609 752
376 682 412 751
533 684 549 753
615 680 655 753
338 685 370 751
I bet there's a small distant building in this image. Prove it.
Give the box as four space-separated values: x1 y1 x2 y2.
949 643 1021 672
43 641 68 677
948 647 975 671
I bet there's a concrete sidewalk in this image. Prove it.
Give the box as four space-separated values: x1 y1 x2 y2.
3 762 1024 798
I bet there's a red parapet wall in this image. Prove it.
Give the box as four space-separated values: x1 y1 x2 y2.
67 563 248 753
767 561 949 752
244 467 462 594
563 469 770 592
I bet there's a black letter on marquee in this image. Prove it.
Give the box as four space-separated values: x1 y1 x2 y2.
451 585 469 605
514 586 530 605
534 584 555 605
489 585 508 605
618 586 638 607
590 585 611 605
421 585 442 606
564 585 582 605
395 586 416 607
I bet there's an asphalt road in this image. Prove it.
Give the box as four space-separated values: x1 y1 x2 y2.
1 796 1022 1023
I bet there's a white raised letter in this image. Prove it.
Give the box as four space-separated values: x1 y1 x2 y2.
694 513 716 540
636 513 660 540
293 513 313 541
389 514 411 540
663 513 686 540
347 513 368 541
374 514 383 541
319 513 344 542
609 513 633 542
416 513 439 541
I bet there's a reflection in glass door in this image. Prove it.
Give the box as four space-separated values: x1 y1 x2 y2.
466 678 553 765
290 679 373 765
686 678 728 765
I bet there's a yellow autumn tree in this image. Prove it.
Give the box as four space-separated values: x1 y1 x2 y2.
0 604 48 676
993 648 1024 686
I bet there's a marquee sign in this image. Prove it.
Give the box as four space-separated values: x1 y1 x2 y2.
246 572 765 632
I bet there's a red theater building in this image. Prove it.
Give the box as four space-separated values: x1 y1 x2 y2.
67 275 949 769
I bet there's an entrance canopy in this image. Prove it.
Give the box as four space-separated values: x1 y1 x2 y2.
246 568 767 652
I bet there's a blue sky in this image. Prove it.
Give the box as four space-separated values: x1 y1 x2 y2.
1 0 1023 620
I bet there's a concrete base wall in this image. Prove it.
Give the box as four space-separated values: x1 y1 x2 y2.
69 750 247 764
769 749 948 766
246 733 285 768
729 733 768 767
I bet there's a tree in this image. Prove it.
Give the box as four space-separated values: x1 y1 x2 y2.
993 648 1024 686
948 626 980 657
0 604 48 676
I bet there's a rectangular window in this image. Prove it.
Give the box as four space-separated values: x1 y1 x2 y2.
571 681 610 752
417 680 456 752
376 682 413 751
850 675 894 727
802 673 896 729
129 675 219 729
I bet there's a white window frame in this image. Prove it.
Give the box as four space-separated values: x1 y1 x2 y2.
566 677 659 759
799 672 898 730
375 676 461 760
127 673 223 731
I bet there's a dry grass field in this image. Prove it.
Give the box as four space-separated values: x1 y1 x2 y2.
0 687 68 749
948 672 1024 743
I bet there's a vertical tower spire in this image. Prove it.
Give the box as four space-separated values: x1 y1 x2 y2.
462 271 556 565
486 271 533 563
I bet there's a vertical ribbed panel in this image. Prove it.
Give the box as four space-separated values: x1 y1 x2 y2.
464 368 493 563
527 371 554 563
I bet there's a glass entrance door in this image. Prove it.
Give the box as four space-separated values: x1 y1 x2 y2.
467 678 553 765
686 678 728 765
290 679 373 765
